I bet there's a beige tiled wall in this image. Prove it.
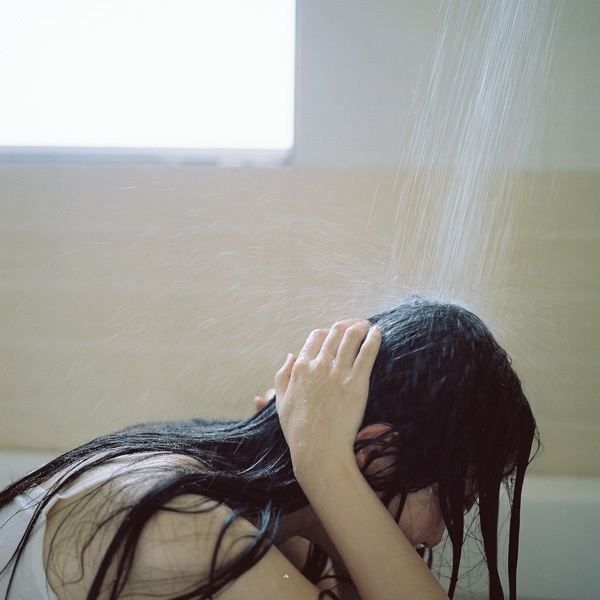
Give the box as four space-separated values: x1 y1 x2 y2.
1 166 598 476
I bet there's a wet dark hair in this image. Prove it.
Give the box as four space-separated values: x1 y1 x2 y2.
0 296 537 600
363 296 538 599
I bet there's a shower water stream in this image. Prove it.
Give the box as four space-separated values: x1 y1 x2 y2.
379 1 566 593
384 0 563 301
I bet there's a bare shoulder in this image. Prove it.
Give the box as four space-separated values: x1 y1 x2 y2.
43 453 203 598
43 454 321 599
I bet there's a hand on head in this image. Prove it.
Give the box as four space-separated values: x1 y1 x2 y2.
275 319 381 473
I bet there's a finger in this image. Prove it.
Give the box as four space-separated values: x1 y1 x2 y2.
254 396 268 411
352 325 381 377
275 353 296 407
319 318 364 361
334 320 372 371
297 328 329 362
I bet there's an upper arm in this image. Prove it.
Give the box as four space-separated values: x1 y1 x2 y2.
125 495 323 600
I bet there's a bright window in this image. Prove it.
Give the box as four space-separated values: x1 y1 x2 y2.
0 0 296 164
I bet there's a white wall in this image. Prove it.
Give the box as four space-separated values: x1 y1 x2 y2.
293 0 600 170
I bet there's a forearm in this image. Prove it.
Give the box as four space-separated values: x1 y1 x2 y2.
297 456 448 600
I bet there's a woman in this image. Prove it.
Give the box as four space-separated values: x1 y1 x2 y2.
0 297 538 600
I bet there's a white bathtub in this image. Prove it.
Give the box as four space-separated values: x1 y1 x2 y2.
1 451 598 599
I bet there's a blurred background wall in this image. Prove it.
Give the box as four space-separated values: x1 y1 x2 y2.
1 0 599 477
